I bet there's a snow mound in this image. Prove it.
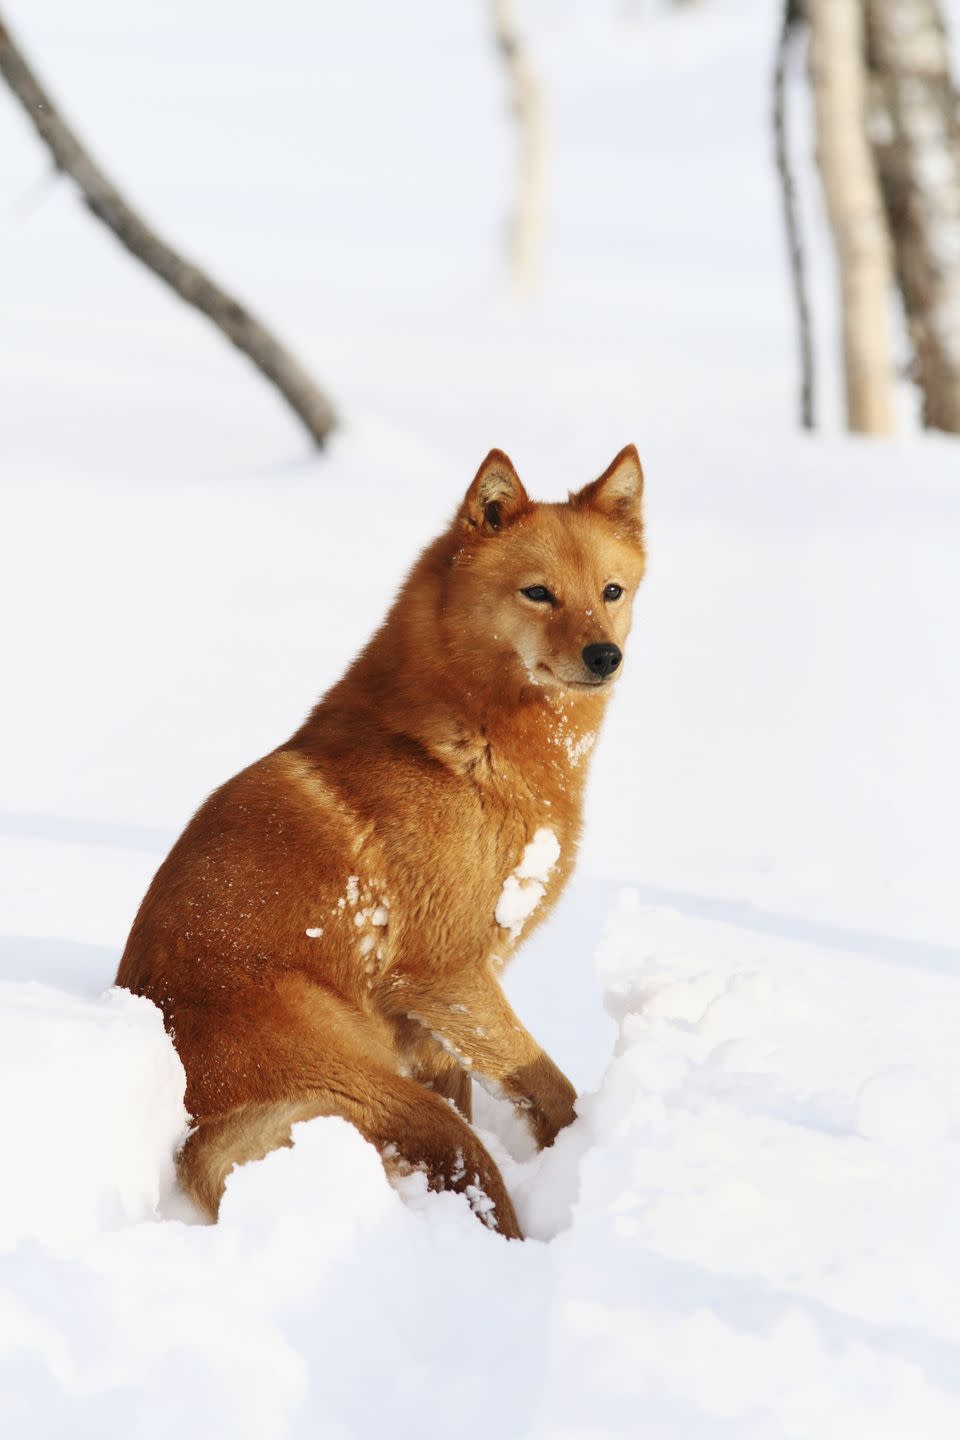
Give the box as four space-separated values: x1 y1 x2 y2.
5 894 959 1437
0 981 188 1251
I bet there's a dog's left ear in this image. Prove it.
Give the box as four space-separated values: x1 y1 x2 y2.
460 450 530 533
571 445 644 537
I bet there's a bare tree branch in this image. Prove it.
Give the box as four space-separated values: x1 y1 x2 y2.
0 11 336 448
773 0 816 430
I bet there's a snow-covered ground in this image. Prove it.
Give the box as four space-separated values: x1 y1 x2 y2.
2 1 959 1434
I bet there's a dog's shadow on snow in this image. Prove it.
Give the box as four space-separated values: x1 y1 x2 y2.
629 881 960 977
0 935 118 995
0 810 173 853
0 810 168 996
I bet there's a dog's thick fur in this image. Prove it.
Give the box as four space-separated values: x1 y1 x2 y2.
117 447 646 1238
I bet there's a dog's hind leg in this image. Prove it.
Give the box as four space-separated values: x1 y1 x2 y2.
178 1068 519 1237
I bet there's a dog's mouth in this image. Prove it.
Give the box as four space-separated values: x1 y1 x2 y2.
533 662 608 692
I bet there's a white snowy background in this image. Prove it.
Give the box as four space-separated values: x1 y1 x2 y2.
2 1 959 1435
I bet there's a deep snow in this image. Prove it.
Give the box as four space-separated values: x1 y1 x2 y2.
2 1 960 1435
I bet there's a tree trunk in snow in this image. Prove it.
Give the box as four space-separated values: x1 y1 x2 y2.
0 11 337 448
808 0 895 433
774 0 816 430
491 0 547 299
866 0 960 433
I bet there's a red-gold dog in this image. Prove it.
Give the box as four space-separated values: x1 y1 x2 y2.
118 447 646 1237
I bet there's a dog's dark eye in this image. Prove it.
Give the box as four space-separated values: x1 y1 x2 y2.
603 583 624 602
521 585 555 605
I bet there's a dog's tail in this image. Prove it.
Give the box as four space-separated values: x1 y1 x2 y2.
177 1095 337 1219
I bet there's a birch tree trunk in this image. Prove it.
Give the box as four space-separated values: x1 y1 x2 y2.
808 0 895 433
491 0 547 299
866 0 960 433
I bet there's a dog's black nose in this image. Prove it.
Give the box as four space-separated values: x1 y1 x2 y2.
582 642 622 678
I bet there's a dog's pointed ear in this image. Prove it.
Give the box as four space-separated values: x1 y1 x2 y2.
571 445 644 536
460 450 530 533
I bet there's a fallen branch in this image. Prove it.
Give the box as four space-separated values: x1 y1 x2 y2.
0 11 336 447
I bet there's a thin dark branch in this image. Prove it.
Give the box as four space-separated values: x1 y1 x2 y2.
0 11 336 448
773 0 816 430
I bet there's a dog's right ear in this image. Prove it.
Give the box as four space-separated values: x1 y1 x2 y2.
460 450 530 533
571 445 644 537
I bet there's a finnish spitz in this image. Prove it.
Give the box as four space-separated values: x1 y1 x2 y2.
118 447 646 1237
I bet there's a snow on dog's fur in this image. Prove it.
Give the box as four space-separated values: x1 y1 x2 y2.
117 447 646 1236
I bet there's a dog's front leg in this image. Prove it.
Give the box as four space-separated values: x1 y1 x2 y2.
390 963 577 1149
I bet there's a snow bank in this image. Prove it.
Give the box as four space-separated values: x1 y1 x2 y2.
2 894 958 1437
0 982 187 1251
562 893 960 1435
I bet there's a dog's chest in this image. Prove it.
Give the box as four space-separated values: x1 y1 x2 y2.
465 766 578 958
405 713 588 955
